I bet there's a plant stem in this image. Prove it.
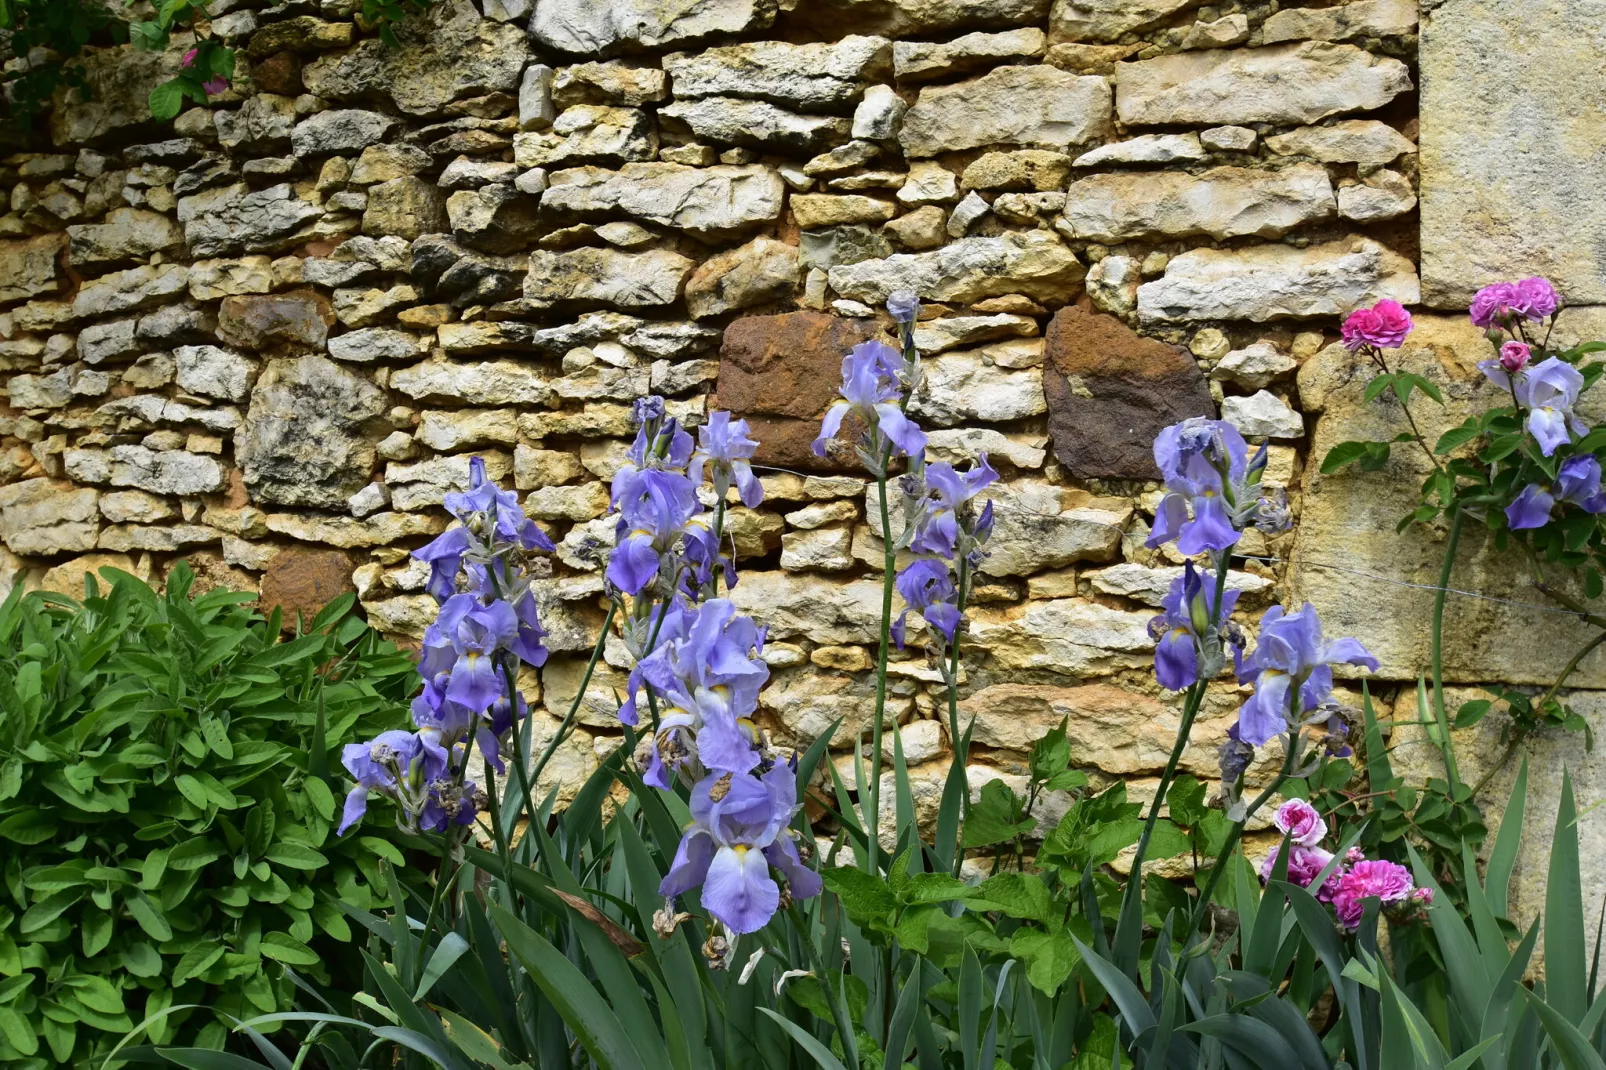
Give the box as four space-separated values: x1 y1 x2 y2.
529 602 619 795
866 469 897 876
1430 509 1464 791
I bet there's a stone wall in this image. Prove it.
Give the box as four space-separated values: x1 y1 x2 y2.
0 0 1598 875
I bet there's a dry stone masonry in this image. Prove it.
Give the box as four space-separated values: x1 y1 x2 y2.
0 0 1599 887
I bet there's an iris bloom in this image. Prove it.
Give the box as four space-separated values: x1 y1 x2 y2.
1505 455 1606 529
891 559 960 649
1148 418 1268 555
661 765 823 935
1148 562 1242 692
812 341 926 462
1479 356 1588 456
907 455 998 559
421 594 519 712
692 411 763 508
607 469 703 594
1235 604 1378 746
415 457 554 602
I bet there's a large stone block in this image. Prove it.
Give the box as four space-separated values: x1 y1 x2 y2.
1050 0 1202 42
828 231 1085 306
713 311 881 470
50 45 181 147
302 0 529 115
1062 164 1335 243
0 235 65 304
1044 304 1214 479
0 479 99 556
1420 0 1606 307
968 597 1154 675
660 97 851 153
524 247 693 308
531 0 775 53
235 354 388 508
1136 238 1420 324
177 183 321 258
899 65 1112 157
663 36 891 108
541 164 785 234
1112 42 1412 127
1291 315 1606 688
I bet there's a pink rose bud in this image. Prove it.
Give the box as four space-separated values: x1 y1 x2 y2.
1499 340 1531 373
203 77 231 96
182 47 199 69
1413 886 1434 905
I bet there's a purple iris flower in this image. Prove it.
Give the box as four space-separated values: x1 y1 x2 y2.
908 455 998 559
1479 356 1589 456
420 593 518 712
510 591 549 667
414 527 471 603
1148 562 1241 692
1148 418 1257 555
692 410 764 508
625 600 768 782
418 775 480 833
891 559 960 649
1505 455 1606 530
660 765 821 935
812 341 927 461
339 730 436 835
607 469 702 594
1235 604 1379 746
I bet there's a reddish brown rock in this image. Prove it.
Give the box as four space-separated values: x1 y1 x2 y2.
258 547 354 628
1043 304 1214 479
714 311 883 471
218 291 335 352
251 52 304 96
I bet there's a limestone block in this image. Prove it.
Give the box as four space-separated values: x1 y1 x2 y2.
663 37 891 108
1063 164 1335 242
542 163 785 234
1136 238 1420 324
1112 43 1412 127
899 65 1112 157
829 231 1084 305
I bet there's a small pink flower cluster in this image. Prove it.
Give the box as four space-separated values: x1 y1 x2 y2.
1259 799 1431 931
1341 299 1414 352
1470 277 1560 329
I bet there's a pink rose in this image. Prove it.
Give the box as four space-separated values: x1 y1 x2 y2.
1341 300 1414 351
1260 844 1334 889
1272 798 1326 847
1513 277 1560 321
182 47 199 69
203 76 231 97
1499 340 1531 373
1330 859 1415 931
1470 282 1520 329
1412 887 1434 906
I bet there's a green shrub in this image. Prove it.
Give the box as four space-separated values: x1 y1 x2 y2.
0 564 418 1067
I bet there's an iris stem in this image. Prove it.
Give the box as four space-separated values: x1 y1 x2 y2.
529 602 619 799
1128 550 1234 902
866 467 897 877
1190 729 1303 929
